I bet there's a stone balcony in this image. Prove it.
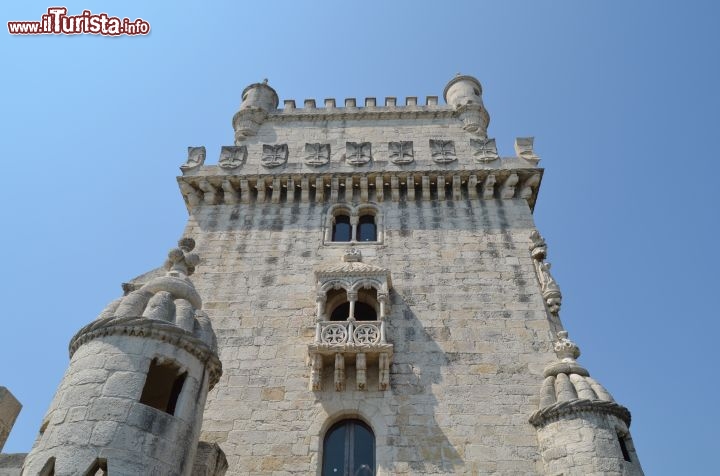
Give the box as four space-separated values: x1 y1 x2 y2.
308 320 393 392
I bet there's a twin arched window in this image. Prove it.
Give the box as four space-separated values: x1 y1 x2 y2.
322 419 375 476
326 205 381 244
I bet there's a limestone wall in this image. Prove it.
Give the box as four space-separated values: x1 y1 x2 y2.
536 413 643 476
188 197 557 475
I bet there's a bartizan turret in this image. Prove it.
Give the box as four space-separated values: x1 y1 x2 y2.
443 74 490 137
529 331 644 476
232 79 279 144
22 238 223 476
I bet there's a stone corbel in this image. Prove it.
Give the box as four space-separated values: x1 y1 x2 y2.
500 173 518 199
379 353 390 391
455 103 490 137
310 354 323 391
232 108 268 144
334 353 345 391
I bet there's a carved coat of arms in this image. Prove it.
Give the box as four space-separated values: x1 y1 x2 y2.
388 141 414 165
304 143 331 167
346 142 371 166
430 140 456 163
218 146 247 169
261 144 288 168
181 146 206 171
470 138 499 163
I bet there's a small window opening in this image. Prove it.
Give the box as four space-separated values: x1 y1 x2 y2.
332 215 352 242
40 457 55 476
356 215 377 242
84 459 108 476
617 433 632 462
139 359 187 415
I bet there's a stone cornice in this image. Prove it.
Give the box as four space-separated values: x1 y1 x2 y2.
177 168 543 212
69 316 222 389
529 398 631 428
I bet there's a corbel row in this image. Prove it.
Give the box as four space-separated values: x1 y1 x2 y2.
178 170 542 210
310 352 391 392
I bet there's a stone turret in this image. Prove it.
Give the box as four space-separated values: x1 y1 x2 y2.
530 331 644 476
22 238 223 476
443 74 490 137
233 79 279 144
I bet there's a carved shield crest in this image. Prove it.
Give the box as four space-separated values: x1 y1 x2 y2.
181 146 206 171
304 143 331 167
219 146 247 169
346 142 371 166
470 138 499 163
429 140 456 163
261 144 288 168
388 141 414 165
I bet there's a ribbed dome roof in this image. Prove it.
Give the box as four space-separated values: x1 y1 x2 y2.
530 331 630 427
538 331 615 408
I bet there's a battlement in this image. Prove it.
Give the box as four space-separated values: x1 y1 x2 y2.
178 75 543 212
277 95 444 114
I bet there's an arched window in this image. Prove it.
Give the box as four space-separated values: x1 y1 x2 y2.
356 215 376 242
324 205 383 245
322 419 375 476
332 214 352 242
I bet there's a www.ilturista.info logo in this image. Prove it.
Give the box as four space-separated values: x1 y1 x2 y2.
8 7 150 36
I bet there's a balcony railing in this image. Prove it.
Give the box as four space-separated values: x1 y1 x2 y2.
314 320 386 346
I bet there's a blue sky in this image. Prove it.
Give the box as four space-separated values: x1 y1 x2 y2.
1 1 718 474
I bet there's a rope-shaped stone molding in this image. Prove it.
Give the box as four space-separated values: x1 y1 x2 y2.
69 316 223 389
529 398 631 428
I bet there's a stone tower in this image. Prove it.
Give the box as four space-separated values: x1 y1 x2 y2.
0 74 644 476
168 74 643 475
21 239 223 476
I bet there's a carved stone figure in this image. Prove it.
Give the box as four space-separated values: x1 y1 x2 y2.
304 143 331 167
219 146 247 169
346 142 371 165
261 144 288 168
388 141 414 165
430 140 457 163
528 230 562 316
181 146 206 171
470 138 499 163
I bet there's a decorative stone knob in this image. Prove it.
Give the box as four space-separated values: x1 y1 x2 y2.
165 237 200 276
553 331 580 362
